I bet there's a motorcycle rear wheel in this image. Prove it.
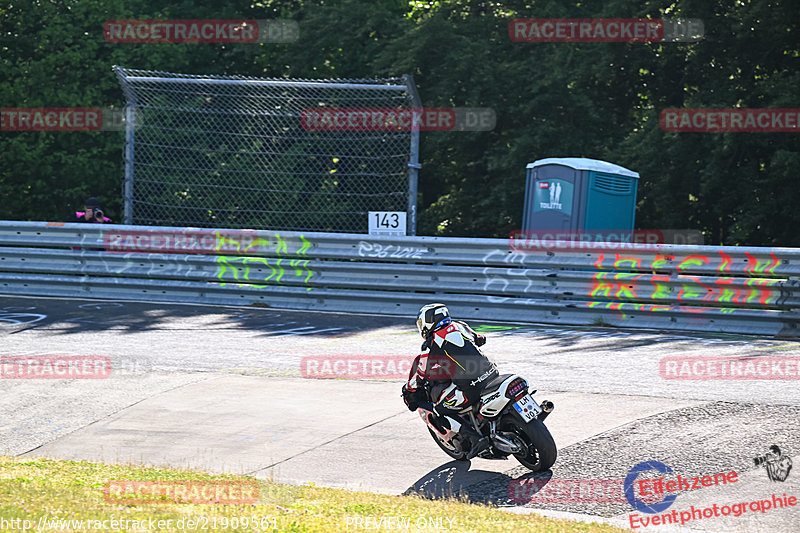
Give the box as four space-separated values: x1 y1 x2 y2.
499 418 557 471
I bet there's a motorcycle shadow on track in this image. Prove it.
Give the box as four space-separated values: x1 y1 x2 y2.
402 461 554 507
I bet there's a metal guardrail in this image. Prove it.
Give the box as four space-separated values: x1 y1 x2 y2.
0 221 798 337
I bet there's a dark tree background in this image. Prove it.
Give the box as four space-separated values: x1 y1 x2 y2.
1 0 798 245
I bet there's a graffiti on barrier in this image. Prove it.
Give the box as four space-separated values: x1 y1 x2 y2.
217 234 313 291
357 241 428 259
591 250 782 276
586 272 786 309
480 249 532 304
478 246 793 314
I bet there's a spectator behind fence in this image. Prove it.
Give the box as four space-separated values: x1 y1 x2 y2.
72 197 112 224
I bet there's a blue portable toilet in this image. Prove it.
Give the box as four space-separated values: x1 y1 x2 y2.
521 157 639 235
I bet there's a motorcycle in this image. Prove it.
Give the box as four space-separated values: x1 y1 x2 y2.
417 373 557 471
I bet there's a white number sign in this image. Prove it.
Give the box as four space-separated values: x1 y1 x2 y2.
368 211 406 236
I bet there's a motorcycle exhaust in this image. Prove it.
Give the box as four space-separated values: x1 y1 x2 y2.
537 400 554 421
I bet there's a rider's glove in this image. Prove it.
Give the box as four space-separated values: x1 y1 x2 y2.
474 333 486 347
402 383 424 411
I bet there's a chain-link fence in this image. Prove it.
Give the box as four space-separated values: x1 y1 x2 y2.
113 66 419 233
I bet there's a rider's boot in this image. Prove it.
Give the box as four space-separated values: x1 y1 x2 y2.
464 428 491 459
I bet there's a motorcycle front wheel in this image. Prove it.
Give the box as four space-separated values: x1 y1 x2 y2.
427 428 467 461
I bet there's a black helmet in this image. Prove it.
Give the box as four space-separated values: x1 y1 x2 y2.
416 303 451 338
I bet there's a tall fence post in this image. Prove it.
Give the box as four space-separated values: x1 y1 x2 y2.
122 105 135 225
404 74 421 236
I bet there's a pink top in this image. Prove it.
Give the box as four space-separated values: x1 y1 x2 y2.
75 211 112 222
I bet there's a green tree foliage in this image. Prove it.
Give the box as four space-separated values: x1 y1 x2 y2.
1 0 797 245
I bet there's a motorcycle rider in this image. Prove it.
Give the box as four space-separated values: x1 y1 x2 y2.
402 303 499 460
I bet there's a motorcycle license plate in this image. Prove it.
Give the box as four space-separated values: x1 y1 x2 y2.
513 394 541 422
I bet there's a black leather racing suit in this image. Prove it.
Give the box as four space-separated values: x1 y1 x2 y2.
406 319 498 417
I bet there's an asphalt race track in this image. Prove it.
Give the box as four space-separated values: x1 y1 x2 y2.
1 295 799 532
